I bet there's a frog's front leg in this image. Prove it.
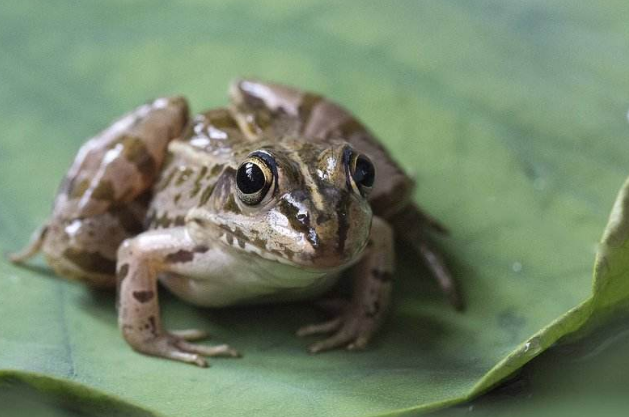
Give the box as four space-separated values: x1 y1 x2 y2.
118 227 240 367
297 216 394 353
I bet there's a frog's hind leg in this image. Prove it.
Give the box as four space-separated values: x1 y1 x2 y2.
9 219 119 288
9 198 149 288
10 97 190 288
390 202 464 311
39 204 147 288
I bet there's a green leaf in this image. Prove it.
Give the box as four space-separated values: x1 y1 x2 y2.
431 311 629 417
1 1 628 416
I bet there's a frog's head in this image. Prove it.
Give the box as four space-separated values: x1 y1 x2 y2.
189 138 374 271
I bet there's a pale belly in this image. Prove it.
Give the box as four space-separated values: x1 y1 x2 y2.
158 244 342 308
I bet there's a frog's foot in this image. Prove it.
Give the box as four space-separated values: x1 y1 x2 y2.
313 297 349 315
390 203 464 311
298 216 396 354
129 332 241 368
8 225 47 264
297 311 375 353
416 239 464 311
170 329 211 341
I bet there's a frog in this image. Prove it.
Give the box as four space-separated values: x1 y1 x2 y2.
10 80 461 367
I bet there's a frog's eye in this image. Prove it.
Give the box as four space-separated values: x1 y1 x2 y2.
236 153 275 205
344 148 375 197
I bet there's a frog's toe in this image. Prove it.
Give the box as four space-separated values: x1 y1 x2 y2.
130 334 240 367
346 336 369 351
165 349 209 368
307 329 356 354
301 313 377 354
8 224 47 264
313 298 349 315
170 329 211 341
296 317 342 337
135 335 210 367
174 340 242 358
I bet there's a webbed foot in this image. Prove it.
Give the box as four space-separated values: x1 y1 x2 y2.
126 330 241 368
297 309 376 353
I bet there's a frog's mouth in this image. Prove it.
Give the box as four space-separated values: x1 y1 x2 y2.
214 224 351 273
187 209 364 273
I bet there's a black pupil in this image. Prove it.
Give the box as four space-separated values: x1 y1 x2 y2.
237 162 266 194
353 155 375 188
